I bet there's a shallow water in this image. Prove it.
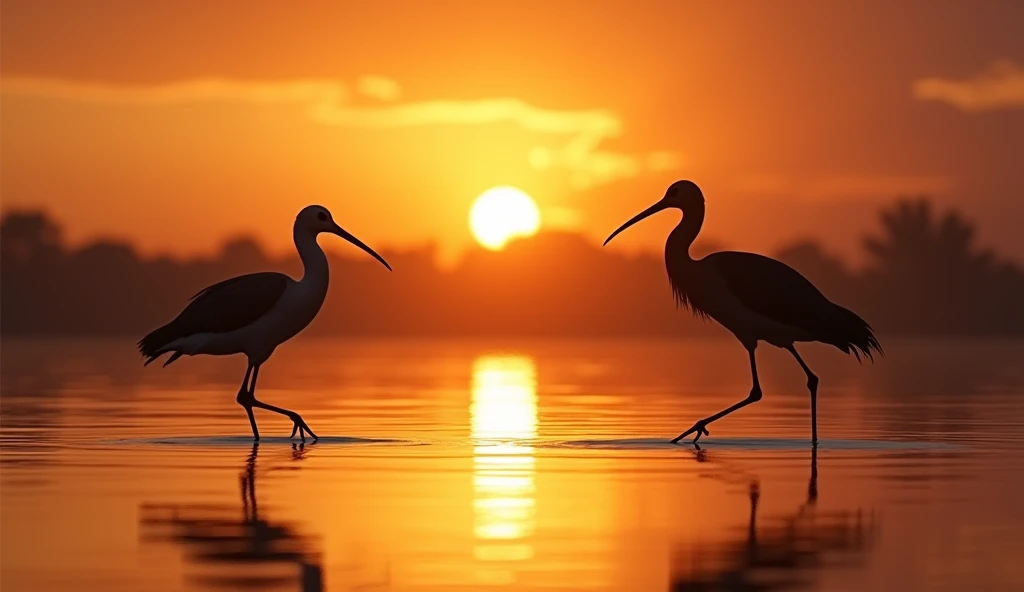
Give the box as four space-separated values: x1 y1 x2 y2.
2 337 1024 591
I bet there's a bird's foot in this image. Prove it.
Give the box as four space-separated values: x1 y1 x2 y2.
287 412 319 442
671 420 711 445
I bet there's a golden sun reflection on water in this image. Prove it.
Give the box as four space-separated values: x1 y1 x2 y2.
470 355 538 582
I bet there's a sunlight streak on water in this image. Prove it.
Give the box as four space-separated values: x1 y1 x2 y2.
470 356 538 581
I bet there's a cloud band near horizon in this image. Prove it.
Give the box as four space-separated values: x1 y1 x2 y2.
913 60 1024 112
1 75 681 190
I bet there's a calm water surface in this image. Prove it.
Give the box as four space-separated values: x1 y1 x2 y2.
3 337 1024 591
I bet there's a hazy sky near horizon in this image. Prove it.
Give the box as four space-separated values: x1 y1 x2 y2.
2 0 1023 264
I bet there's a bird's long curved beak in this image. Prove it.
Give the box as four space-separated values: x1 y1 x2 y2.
331 223 392 270
603 201 668 246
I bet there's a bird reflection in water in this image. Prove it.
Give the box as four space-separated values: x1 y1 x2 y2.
671 448 877 591
470 355 538 583
139 443 324 591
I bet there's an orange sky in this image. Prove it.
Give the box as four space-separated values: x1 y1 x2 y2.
2 0 1023 265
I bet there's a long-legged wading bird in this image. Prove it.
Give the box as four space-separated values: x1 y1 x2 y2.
603 181 881 445
138 205 391 441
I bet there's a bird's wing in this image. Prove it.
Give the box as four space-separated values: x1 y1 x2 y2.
177 271 291 334
702 251 833 334
138 272 290 359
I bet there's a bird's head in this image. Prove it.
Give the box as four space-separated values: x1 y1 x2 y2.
295 205 392 270
603 180 704 245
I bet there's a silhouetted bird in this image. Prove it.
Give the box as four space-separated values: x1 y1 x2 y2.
604 181 881 444
138 205 391 440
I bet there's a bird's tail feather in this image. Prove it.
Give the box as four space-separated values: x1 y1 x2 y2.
138 322 183 367
825 304 883 363
140 346 185 367
162 351 184 367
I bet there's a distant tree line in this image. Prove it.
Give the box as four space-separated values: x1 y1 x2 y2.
2 198 1022 337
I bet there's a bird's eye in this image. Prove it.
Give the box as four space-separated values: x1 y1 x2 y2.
316 212 327 222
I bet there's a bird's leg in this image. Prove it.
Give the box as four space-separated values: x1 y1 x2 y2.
236 364 260 440
807 444 818 505
246 365 319 442
672 346 763 444
786 345 819 445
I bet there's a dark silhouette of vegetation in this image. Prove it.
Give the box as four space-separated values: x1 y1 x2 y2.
2 197 1022 337
857 199 1024 334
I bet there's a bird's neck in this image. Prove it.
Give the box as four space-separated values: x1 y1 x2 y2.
294 228 329 287
667 204 705 260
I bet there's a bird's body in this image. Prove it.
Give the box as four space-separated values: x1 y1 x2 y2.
605 180 881 445
138 205 391 440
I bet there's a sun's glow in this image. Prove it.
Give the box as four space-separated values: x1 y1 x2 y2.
469 186 541 250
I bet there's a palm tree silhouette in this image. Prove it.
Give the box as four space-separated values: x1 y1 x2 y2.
864 198 994 277
861 198 1023 333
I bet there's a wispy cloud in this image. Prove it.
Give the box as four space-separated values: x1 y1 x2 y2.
312 97 674 188
2 76 679 189
356 75 401 101
912 60 1024 112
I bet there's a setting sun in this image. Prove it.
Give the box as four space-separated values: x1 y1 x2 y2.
469 187 541 250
